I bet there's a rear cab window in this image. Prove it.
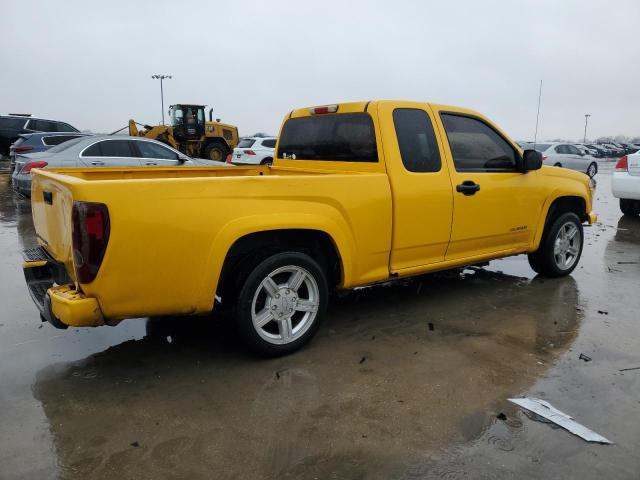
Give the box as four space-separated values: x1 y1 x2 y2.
393 108 441 172
277 113 377 162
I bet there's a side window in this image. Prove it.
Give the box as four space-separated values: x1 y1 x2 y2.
261 139 277 148
41 121 57 132
136 141 179 160
43 135 80 146
393 108 441 172
25 119 38 130
83 140 135 157
440 114 516 171
568 145 581 155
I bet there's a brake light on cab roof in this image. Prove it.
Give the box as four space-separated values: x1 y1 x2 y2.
309 105 338 115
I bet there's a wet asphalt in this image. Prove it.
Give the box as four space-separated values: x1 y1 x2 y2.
0 160 639 480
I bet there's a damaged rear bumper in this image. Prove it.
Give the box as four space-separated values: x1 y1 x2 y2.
23 247 105 328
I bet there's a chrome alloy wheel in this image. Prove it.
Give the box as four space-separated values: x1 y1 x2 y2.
553 222 582 270
251 265 320 345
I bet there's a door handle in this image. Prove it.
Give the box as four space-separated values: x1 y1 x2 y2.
90 161 105 166
456 180 480 196
145 162 158 166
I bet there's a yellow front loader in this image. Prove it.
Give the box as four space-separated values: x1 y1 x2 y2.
129 104 239 161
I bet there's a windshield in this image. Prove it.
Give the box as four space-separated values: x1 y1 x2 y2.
47 136 86 153
533 143 551 152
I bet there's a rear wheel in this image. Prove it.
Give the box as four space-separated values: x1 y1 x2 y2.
587 162 598 178
235 251 328 356
528 212 583 277
620 199 640 216
260 157 273 165
204 142 228 162
554 162 562 167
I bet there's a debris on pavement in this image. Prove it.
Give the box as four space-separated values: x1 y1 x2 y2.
579 353 592 362
597 310 609 315
619 366 640 372
508 397 612 444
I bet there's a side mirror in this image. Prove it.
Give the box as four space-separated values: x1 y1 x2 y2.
177 154 189 164
522 149 542 171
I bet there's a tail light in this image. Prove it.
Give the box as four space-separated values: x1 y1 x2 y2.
20 161 48 174
243 150 256 155
72 202 110 283
615 155 628 172
14 146 33 153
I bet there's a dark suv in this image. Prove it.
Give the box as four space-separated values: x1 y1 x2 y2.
0 115 79 157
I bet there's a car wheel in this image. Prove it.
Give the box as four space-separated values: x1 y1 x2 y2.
554 162 562 167
204 142 228 162
587 162 598 178
620 199 640 216
527 212 583 277
235 251 328 356
260 157 273 165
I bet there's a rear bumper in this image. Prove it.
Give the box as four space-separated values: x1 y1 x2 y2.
23 247 105 328
612 171 640 200
11 174 31 196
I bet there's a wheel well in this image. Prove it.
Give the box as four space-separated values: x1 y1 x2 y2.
547 196 587 224
217 229 343 298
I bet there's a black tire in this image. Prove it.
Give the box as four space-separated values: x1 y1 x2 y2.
528 212 583 277
260 157 273 166
620 199 640 216
554 162 562 167
587 162 598 178
204 142 228 162
235 251 328 357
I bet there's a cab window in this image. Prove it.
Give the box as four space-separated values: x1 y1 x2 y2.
440 114 516 172
277 113 377 162
393 108 441 172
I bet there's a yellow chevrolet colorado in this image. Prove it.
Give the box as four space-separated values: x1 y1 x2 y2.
24 100 596 355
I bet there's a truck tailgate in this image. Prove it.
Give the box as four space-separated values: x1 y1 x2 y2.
30 170 76 275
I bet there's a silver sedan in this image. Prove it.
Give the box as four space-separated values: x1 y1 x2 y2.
11 135 228 196
533 142 598 178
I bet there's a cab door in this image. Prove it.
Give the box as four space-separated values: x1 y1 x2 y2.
432 107 546 260
377 101 454 271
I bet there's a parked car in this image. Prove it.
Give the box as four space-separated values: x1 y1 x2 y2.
0 115 79 157
231 137 277 165
575 144 600 158
600 143 625 157
612 154 640 215
11 135 228 196
533 143 598 177
9 132 91 170
584 144 607 158
22 100 595 356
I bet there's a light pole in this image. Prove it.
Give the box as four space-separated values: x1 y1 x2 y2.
583 114 591 143
151 74 172 124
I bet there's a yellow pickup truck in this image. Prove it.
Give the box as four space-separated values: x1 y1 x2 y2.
24 100 596 355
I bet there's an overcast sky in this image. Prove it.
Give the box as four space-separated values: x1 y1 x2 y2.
2 0 638 141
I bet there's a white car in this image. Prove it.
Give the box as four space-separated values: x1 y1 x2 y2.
231 137 276 165
534 142 598 177
612 153 640 215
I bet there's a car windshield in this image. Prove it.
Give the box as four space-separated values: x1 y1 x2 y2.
47 136 86 153
533 143 551 152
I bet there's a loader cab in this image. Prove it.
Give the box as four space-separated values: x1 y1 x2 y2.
169 104 205 141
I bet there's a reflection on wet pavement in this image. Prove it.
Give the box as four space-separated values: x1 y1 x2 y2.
1 161 640 479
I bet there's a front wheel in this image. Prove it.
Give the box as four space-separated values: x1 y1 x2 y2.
235 252 328 356
528 212 583 277
587 162 598 178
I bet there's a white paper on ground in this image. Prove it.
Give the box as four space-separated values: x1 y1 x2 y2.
508 397 612 444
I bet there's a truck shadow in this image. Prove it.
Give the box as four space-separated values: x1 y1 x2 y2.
33 267 582 480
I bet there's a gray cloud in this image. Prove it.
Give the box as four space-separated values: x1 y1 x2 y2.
2 0 638 141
